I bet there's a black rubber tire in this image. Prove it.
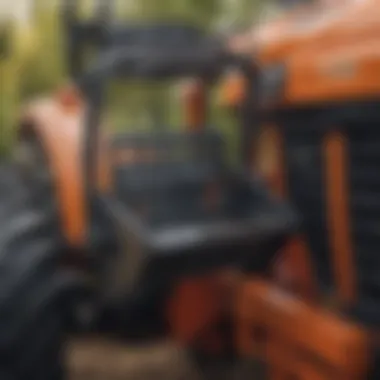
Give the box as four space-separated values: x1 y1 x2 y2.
0 163 72 380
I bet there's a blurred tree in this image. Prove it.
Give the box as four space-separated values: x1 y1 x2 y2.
109 0 222 131
20 0 65 97
0 8 39 154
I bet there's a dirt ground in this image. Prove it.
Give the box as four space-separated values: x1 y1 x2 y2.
67 337 199 380
66 337 258 380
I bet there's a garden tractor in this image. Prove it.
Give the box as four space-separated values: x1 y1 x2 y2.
0 22 298 379
212 0 380 378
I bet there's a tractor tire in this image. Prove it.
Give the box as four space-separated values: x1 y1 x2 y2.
0 163 73 380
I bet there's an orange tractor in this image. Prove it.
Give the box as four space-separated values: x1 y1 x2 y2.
210 0 380 378
3 0 380 378
0 7 299 378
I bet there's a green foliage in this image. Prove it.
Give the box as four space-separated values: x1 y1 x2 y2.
20 7 66 98
123 0 217 26
0 59 19 155
0 22 25 155
0 0 269 158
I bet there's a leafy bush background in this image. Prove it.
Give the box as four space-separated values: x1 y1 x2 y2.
0 0 278 157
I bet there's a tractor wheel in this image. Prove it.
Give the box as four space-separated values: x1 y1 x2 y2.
0 163 73 379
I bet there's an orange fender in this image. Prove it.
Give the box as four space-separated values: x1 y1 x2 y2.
19 87 111 248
